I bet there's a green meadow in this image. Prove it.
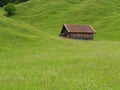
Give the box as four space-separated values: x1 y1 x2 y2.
0 0 120 90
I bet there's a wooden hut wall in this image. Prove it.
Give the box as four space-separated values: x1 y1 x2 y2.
69 33 93 40
64 34 70 38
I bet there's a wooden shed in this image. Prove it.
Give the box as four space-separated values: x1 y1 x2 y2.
60 24 96 40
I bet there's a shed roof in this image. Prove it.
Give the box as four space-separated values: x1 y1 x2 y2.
64 24 96 33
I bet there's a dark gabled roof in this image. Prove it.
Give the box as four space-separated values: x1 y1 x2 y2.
64 24 96 34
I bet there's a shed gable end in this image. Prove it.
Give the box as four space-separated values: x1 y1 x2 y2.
60 26 68 36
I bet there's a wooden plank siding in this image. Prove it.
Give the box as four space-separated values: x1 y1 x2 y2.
68 33 93 40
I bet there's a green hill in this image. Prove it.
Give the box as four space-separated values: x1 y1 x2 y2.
0 0 120 90
14 0 120 40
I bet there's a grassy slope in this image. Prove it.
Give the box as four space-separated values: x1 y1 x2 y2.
14 0 120 40
0 0 120 90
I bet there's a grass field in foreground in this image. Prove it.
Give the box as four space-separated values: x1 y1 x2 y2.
0 0 120 89
0 40 120 90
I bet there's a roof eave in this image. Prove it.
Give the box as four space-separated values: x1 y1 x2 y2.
69 32 95 34
89 25 96 33
64 24 70 32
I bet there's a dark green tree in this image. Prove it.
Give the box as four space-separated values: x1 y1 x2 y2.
16 0 28 3
0 0 9 7
4 3 16 16
0 0 28 7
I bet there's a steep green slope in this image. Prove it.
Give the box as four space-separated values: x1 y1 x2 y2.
13 0 120 40
0 8 58 52
94 14 120 40
0 0 120 90
0 15 37 52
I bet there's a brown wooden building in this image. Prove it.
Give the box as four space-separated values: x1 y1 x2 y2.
60 24 96 40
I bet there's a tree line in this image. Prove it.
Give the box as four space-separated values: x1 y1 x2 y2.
0 0 28 7
1 0 28 16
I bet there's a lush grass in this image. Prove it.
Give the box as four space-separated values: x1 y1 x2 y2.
1 40 120 90
14 0 120 40
0 0 120 90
